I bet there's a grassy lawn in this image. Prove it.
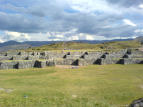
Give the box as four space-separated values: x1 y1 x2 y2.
0 64 143 107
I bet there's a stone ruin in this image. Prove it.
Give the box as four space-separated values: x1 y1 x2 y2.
0 49 143 69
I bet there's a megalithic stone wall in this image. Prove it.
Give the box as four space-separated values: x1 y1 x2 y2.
120 58 143 64
0 49 142 70
0 61 18 69
17 61 35 69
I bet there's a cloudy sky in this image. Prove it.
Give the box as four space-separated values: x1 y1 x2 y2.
0 0 143 42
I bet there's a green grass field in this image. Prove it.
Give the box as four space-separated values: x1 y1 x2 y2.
0 64 143 107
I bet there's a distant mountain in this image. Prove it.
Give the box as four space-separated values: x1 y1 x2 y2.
0 38 133 52
0 40 60 47
72 38 133 44
135 36 143 42
0 40 21 47
0 38 133 47
28 40 141 51
23 41 59 47
0 44 31 52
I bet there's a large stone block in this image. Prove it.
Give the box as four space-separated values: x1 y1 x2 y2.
69 52 84 56
102 54 124 59
123 54 143 58
0 56 13 60
6 52 19 56
18 52 28 56
39 56 49 60
64 55 81 59
11 55 27 60
120 58 143 64
126 49 143 55
26 55 40 60
17 61 35 69
77 59 88 66
31 52 41 56
97 58 120 65
54 59 77 65
0 61 18 69
0 52 7 56
48 53 65 59
82 52 103 59
46 60 55 66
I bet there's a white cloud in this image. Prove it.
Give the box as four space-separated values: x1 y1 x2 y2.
23 34 31 40
5 31 21 38
54 35 64 38
4 31 31 41
102 25 112 28
0 38 4 43
68 36 79 40
68 0 121 14
123 19 137 27
85 35 94 40
0 26 142 42
135 29 143 33
139 4 143 8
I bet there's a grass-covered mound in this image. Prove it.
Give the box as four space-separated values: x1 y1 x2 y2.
27 40 142 52
0 64 143 107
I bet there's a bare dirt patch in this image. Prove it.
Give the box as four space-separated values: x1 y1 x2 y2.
55 65 81 69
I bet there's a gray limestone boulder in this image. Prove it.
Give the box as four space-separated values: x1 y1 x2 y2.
129 98 143 107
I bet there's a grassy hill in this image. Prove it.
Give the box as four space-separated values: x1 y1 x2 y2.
26 40 142 52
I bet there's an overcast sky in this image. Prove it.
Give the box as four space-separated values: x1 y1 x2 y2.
0 0 143 42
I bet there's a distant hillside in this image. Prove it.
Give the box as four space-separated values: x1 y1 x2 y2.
0 38 133 47
0 41 21 47
135 36 143 42
0 40 58 47
27 40 142 51
0 38 136 52
0 44 31 52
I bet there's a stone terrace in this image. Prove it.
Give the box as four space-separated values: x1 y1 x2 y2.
0 49 143 69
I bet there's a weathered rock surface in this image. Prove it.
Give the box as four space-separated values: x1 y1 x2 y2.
18 61 35 69
129 98 143 107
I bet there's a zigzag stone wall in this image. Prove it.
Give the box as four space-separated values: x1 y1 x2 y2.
0 49 143 69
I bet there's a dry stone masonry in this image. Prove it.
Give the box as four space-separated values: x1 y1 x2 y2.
0 49 143 69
